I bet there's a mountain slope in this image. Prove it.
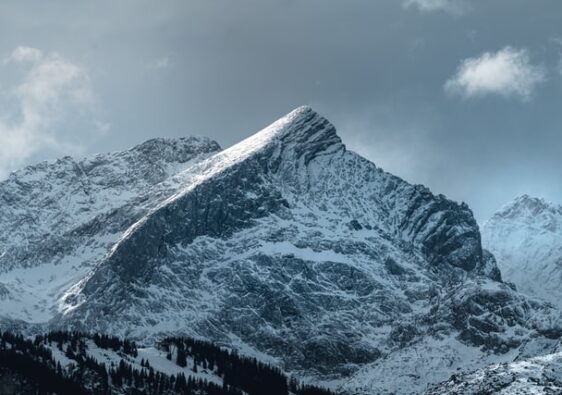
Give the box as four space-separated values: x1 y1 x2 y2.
427 346 562 394
0 137 221 323
482 195 562 308
1 107 561 394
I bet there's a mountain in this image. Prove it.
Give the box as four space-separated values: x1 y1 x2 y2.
0 136 220 323
1 107 561 394
482 195 562 308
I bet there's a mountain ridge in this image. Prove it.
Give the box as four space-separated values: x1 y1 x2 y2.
484 194 562 229
0 135 221 323
1 108 561 394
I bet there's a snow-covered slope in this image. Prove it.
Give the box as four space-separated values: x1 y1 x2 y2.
0 330 332 394
1 107 561 394
427 347 562 394
0 137 220 323
482 195 562 308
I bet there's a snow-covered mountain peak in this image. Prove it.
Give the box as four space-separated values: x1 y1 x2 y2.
128 136 222 162
482 195 562 308
0 134 222 322
491 194 562 223
213 106 343 167
273 105 341 146
2 109 562 394
486 195 562 233
146 106 344 204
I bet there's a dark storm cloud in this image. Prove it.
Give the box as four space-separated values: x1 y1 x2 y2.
1 0 561 222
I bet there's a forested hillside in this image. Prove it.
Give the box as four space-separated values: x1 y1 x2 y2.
0 331 334 395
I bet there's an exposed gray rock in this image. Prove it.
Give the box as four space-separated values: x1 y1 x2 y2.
427 348 562 395
0 107 560 394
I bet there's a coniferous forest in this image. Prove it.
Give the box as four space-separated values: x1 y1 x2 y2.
0 331 336 395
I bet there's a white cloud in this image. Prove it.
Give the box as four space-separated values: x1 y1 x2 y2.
0 47 96 178
403 0 469 15
444 47 546 100
95 121 111 135
146 57 172 70
3 46 43 64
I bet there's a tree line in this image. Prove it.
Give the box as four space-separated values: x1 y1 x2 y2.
0 331 336 395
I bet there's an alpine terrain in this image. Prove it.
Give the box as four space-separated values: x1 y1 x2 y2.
427 346 562 394
482 195 562 309
1 107 561 394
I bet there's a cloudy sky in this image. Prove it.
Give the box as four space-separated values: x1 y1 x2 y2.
1 0 561 222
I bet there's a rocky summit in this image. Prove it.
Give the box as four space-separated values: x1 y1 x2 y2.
1 107 561 394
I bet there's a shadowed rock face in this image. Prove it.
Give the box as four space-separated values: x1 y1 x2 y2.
0 136 222 271
399 189 482 272
0 136 221 323
1 107 560 394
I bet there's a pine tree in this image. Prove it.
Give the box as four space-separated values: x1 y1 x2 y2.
176 347 187 368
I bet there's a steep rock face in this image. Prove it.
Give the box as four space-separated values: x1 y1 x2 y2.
39 107 556 393
0 107 560 394
482 195 562 308
62 107 493 329
0 137 220 322
0 136 221 251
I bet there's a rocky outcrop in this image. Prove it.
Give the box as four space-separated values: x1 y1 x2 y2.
427 348 562 395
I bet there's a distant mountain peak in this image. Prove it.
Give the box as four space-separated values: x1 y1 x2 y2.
510 194 549 208
482 194 562 308
491 194 562 221
131 136 221 157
